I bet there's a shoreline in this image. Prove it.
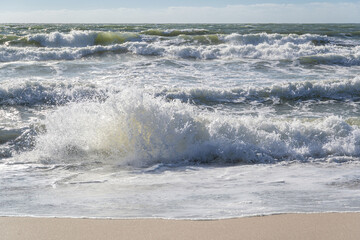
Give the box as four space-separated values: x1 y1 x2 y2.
2 212 360 240
1 210 360 220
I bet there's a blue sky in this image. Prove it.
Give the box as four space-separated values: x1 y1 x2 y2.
1 1 360 23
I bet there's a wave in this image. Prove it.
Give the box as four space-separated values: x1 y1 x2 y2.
162 78 360 103
140 28 211 37
0 41 334 62
0 81 108 106
0 31 147 48
0 35 41 47
180 34 223 45
0 44 129 62
27 31 98 47
3 31 333 48
0 127 37 159
1 31 358 64
0 129 23 144
94 32 143 45
2 40 358 65
0 35 21 45
2 78 360 107
299 51 360 66
27 31 150 47
223 33 330 46
11 89 359 167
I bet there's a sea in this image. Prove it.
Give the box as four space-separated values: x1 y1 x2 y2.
1 23 360 219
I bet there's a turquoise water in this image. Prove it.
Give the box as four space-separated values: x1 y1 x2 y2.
1 24 360 219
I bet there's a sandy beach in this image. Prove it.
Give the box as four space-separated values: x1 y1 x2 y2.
1 213 360 240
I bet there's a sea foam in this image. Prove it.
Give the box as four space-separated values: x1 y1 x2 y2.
28 31 98 48
2 78 360 107
2 32 358 65
0 81 108 106
162 77 360 103
18 89 360 167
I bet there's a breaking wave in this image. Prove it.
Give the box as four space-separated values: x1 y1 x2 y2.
140 28 211 36
3 31 334 48
9 89 360 167
0 44 129 62
27 31 98 47
1 30 359 65
162 77 360 104
2 78 360 107
2 42 358 65
0 81 108 106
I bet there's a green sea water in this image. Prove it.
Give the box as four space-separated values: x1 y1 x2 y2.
1 24 360 219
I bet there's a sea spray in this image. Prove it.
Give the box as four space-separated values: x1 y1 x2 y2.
24 90 360 166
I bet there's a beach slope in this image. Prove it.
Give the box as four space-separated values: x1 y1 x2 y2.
1 213 360 240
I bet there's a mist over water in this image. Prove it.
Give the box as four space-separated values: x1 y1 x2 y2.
1 24 360 219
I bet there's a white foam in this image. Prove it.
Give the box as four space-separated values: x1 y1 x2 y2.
162 77 360 103
0 44 128 62
28 31 97 48
1 32 358 64
2 77 360 108
21 89 360 166
116 37 360 63
223 33 328 45
0 81 107 105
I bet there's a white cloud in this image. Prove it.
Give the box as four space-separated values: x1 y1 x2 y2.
0 2 359 23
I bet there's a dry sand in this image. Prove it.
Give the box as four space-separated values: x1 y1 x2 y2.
1 213 360 240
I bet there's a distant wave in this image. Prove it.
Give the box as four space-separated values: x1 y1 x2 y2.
1 32 358 65
27 31 150 47
28 31 97 47
222 33 330 46
0 44 128 62
140 28 211 36
1 30 359 65
2 31 333 47
299 52 360 66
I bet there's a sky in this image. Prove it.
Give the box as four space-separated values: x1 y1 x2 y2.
0 0 359 23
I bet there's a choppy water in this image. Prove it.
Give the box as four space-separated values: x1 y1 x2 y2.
1 24 360 219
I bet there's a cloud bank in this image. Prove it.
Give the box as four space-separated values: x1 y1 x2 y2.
1 2 359 23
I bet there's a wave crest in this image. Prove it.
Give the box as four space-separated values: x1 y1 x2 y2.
28 31 97 47
141 28 210 37
14 90 360 167
2 78 360 107
162 78 360 104
1 32 359 65
0 81 107 106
